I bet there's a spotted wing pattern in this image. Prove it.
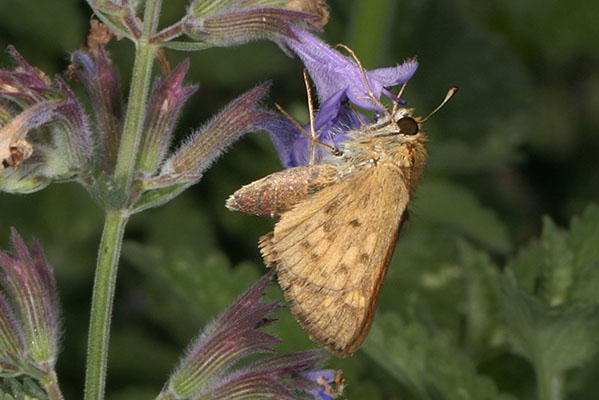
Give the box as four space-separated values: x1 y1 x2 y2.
260 162 410 356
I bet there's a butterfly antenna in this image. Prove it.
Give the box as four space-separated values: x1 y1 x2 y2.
392 80 409 114
335 43 387 112
303 69 318 165
421 86 459 123
275 103 342 156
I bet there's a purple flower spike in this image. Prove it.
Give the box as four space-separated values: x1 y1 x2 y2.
165 272 283 398
161 273 342 399
284 25 418 112
0 228 61 370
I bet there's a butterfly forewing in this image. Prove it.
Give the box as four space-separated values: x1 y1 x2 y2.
260 161 411 356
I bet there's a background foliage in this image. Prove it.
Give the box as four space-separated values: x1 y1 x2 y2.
0 0 597 398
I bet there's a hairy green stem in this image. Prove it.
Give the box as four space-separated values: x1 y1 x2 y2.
42 370 65 400
142 0 163 38
113 42 157 191
84 211 128 400
85 1 163 399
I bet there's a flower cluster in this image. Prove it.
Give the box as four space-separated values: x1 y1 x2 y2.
0 46 93 193
0 43 273 215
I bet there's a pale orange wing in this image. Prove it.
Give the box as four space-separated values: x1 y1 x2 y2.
260 162 410 356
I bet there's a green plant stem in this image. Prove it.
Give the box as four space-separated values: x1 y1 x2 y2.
113 41 157 191
42 370 64 400
84 211 128 400
142 0 163 38
537 365 563 400
85 3 163 397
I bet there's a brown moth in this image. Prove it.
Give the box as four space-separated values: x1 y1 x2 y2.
227 76 457 356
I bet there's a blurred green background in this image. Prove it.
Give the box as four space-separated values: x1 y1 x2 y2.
0 0 597 399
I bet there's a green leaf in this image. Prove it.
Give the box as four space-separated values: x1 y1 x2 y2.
122 241 261 342
363 312 515 400
564 204 599 304
89 173 128 211
499 275 599 381
501 205 599 396
456 241 504 352
0 377 48 400
415 178 512 253
129 182 196 214
508 204 599 306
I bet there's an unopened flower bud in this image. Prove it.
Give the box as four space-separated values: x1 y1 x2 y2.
137 59 198 175
0 228 61 370
162 82 273 177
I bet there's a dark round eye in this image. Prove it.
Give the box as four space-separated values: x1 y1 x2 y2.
398 117 419 135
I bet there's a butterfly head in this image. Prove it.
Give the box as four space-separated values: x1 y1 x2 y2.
371 86 458 141
365 107 423 142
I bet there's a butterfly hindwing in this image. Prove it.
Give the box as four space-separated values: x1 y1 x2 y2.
260 162 410 356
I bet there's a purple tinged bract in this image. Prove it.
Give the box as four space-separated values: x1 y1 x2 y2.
137 59 198 175
162 82 274 177
71 47 124 169
0 290 25 374
0 228 61 370
184 0 322 53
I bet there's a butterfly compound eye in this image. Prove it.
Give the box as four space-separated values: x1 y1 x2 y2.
398 117 419 135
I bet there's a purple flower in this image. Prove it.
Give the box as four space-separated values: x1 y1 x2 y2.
285 25 418 112
261 26 418 168
259 102 365 168
297 369 345 400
